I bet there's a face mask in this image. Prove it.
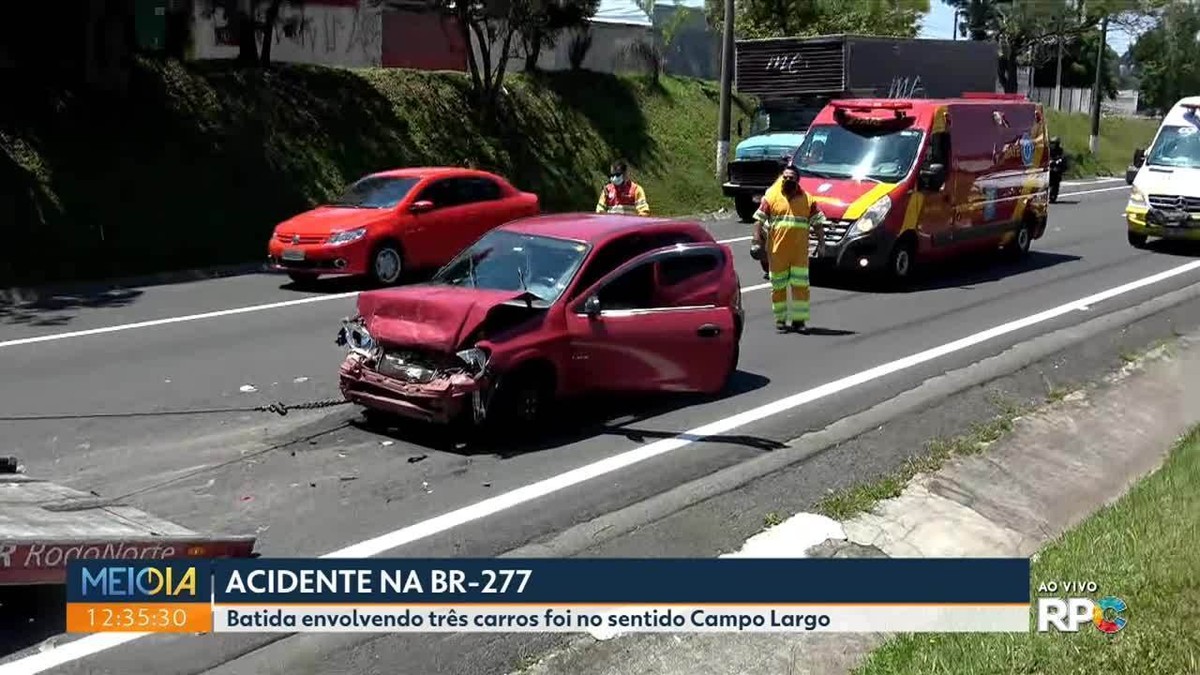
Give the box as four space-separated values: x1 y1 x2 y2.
611 174 625 186
782 178 798 194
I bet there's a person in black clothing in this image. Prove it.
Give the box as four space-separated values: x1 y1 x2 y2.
1048 137 1068 202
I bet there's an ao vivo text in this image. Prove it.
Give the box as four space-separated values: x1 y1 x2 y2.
1034 580 1126 634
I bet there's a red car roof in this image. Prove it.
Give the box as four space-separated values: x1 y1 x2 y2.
500 213 713 244
367 167 497 180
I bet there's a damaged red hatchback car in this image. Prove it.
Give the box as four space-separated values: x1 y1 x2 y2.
336 213 745 427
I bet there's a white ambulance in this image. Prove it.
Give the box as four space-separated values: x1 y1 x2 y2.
1125 96 1200 248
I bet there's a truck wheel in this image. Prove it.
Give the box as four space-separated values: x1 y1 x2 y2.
886 238 916 285
735 195 757 223
1005 222 1033 260
1128 231 1149 249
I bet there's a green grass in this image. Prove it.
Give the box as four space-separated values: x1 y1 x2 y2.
816 405 1024 521
1047 110 1160 179
854 425 1200 675
0 60 752 285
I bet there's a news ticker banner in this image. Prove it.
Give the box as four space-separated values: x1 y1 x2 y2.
66 558 1030 634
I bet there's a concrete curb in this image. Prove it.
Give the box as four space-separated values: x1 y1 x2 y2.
504 279 1200 559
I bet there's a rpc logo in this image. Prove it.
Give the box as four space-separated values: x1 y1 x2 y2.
1036 595 1128 634
80 564 199 599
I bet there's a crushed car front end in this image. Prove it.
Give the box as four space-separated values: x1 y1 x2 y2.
337 317 494 424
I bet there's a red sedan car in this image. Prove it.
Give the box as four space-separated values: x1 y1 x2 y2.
268 168 540 285
336 214 745 427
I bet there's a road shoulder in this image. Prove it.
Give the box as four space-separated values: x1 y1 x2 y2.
509 325 1200 675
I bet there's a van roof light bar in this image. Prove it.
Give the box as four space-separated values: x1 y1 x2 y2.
830 100 914 111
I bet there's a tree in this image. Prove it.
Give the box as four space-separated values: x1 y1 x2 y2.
1131 2 1200 113
1031 28 1120 98
704 0 929 40
942 0 1162 94
521 0 598 72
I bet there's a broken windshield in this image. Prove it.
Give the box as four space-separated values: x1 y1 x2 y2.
433 230 590 304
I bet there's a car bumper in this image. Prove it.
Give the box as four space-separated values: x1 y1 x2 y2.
1126 206 1200 240
338 353 489 425
810 227 893 272
267 238 372 276
723 182 774 198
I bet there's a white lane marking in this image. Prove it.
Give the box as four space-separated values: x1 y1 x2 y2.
11 259 1198 674
1058 185 1129 197
0 185 1129 351
1062 177 1124 186
0 293 360 349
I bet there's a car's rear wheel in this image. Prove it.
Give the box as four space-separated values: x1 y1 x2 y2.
371 243 404 286
1128 231 1149 249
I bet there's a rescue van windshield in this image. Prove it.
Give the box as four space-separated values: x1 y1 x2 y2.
793 125 924 183
1145 125 1200 170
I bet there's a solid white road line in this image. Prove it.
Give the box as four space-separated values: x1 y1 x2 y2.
7 258 1198 675
0 186 1129 351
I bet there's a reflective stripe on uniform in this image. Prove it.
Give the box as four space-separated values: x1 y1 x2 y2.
789 266 809 284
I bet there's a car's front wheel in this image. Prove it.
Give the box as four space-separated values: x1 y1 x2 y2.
488 366 555 434
370 243 404 286
1128 231 1149 249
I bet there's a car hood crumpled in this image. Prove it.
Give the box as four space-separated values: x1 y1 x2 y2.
356 285 540 353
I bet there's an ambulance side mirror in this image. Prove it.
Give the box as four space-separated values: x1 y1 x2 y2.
919 163 946 191
1133 147 1145 168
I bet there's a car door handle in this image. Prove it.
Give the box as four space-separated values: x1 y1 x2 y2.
697 324 721 338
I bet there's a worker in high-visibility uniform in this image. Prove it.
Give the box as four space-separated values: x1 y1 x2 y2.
596 160 650 216
752 164 825 332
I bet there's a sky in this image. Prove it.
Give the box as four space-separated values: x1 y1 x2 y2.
918 1 1141 55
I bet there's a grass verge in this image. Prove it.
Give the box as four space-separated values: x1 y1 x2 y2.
816 394 1028 521
1047 110 1160 178
854 424 1200 674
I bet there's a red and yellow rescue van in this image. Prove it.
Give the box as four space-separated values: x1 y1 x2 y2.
775 94 1050 281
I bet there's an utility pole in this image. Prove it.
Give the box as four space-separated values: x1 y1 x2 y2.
1089 14 1108 154
953 9 960 40
1054 11 1064 111
716 0 735 181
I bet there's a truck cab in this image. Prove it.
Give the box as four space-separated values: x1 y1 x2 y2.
1124 96 1200 248
724 101 817 221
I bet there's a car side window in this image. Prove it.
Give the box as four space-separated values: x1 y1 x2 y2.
592 250 722 312
573 231 700 297
465 178 502 202
596 262 656 310
926 131 950 167
416 180 453 208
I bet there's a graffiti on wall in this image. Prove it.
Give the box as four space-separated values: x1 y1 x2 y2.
765 53 805 74
200 2 382 66
887 75 925 98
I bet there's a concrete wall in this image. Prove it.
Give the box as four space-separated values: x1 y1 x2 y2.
193 0 383 67
472 21 655 75
653 4 717 80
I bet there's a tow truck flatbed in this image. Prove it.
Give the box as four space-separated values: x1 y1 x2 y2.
1 466 256 585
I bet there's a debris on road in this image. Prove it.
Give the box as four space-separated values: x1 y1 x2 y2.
380 440 394 447
239 384 258 393
294 377 309 384
339 475 358 482
408 454 428 464
239 495 254 502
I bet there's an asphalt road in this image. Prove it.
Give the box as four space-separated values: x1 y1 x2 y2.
2 179 1197 674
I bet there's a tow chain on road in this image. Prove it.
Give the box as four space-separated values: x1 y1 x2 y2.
0 397 353 422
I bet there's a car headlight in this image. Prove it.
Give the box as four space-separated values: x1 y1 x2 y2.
849 195 892 236
456 347 489 375
1128 187 1147 207
337 318 374 352
328 227 367 245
